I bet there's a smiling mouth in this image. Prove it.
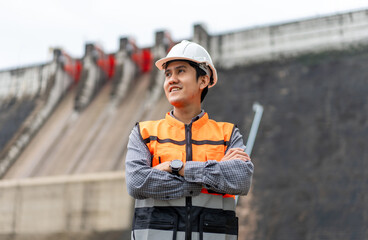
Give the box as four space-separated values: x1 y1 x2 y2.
170 87 181 92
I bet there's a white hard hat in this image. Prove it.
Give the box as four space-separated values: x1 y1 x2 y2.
155 40 218 87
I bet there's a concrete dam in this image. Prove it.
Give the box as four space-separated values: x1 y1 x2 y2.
1 9 368 240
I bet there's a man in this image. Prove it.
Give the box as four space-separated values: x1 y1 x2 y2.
126 40 254 240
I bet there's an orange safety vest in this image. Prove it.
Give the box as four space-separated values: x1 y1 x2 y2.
139 112 235 198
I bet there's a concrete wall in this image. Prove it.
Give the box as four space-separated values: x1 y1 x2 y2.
0 172 133 239
0 66 44 100
0 60 72 177
207 9 368 68
203 45 368 240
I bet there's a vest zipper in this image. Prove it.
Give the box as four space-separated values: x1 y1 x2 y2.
185 123 192 240
185 123 193 163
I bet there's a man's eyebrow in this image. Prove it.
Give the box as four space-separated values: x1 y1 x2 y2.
165 65 187 73
175 65 187 69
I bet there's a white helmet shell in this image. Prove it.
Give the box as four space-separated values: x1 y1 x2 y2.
155 40 218 87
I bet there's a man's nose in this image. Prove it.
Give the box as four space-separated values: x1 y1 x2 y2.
167 73 179 84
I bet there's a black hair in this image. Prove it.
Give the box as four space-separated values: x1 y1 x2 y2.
164 60 213 102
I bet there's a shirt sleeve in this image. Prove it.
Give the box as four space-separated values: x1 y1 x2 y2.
125 125 202 200
184 126 254 196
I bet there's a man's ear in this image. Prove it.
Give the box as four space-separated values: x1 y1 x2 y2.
199 75 210 90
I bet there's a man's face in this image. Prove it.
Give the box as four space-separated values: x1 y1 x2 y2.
163 61 202 108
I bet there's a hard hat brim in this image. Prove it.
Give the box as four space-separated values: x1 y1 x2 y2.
155 56 218 88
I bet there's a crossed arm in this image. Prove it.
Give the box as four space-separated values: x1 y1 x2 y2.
125 125 254 200
154 148 250 176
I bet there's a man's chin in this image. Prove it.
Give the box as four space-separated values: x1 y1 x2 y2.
168 98 184 108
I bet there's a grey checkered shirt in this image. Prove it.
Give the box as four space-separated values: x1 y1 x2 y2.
125 113 254 200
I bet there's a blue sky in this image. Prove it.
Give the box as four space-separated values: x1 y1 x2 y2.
0 0 367 70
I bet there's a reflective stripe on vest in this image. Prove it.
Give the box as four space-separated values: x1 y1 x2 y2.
135 192 236 211
133 230 238 240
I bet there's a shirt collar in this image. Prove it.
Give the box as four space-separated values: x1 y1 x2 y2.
166 110 208 129
169 109 205 123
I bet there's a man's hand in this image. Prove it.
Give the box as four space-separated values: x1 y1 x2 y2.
153 161 171 172
221 148 250 162
153 161 185 176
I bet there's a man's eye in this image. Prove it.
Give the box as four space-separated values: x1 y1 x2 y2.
165 72 171 77
178 69 184 73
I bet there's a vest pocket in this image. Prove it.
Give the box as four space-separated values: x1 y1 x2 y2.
134 207 178 240
199 210 238 240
